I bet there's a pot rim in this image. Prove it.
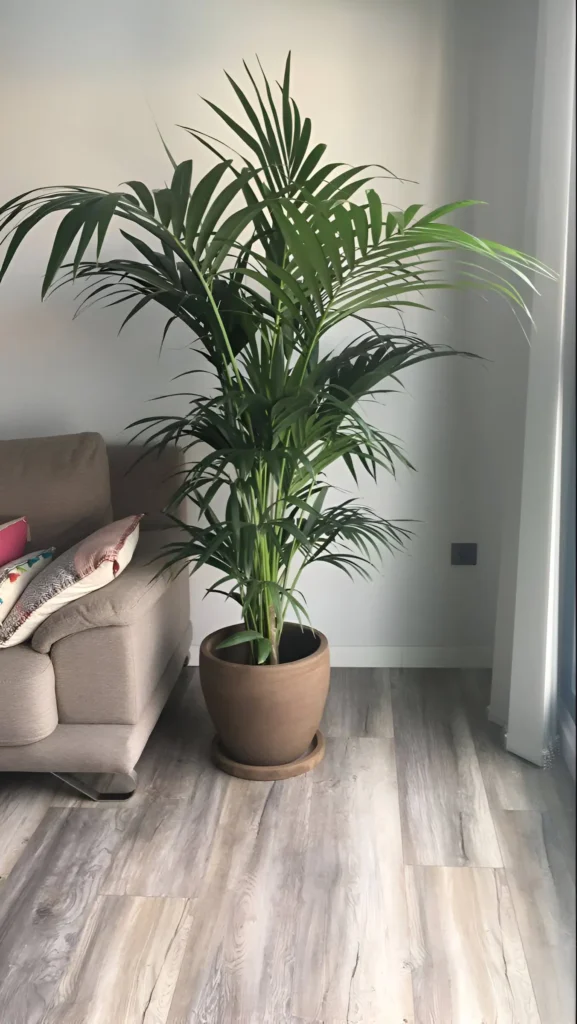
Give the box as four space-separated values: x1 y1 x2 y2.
199 621 329 672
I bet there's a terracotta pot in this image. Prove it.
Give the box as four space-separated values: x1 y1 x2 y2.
199 622 330 767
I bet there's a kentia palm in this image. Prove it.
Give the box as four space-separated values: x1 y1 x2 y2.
0 54 552 773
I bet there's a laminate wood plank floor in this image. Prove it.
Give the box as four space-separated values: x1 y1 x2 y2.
0 771 60 876
390 668 503 867
406 864 541 1022
0 806 136 1024
0 667 574 1024
44 895 192 1024
321 667 394 739
462 671 576 1022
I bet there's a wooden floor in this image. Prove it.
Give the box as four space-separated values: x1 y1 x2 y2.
0 668 574 1024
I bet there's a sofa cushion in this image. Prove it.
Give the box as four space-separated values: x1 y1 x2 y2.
50 570 190 725
0 645 58 745
31 528 185 653
0 517 28 565
0 625 191 771
0 517 142 649
0 548 55 624
107 445 188 529
0 433 113 553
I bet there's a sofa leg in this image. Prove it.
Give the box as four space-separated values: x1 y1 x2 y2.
52 771 138 801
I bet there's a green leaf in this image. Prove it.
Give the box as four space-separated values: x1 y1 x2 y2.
225 69 283 184
72 200 103 275
296 143 327 185
195 168 253 258
281 52 293 157
202 204 259 273
170 159 193 237
41 202 93 296
350 203 369 257
332 205 356 269
118 293 156 333
291 117 312 176
256 636 272 664
1 196 83 283
290 98 302 165
388 209 410 237
316 166 369 203
413 200 483 227
366 189 383 246
124 180 155 215
271 204 323 306
313 212 344 284
215 629 265 649
202 97 266 164
279 201 332 296
330 178 375 206
403 203 423 227
155 125 178 169
255 55 289 169
153 188 172 229
238 265 315 327
302 162 341 196
96 193 123 258
119 230 179 284
184 161 231 251
279 520 308 544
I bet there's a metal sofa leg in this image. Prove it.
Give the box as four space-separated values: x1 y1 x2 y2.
51 770 138 801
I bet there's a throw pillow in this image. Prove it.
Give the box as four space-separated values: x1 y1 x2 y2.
0 518 29 566
0 549 55 624
0 515 142 649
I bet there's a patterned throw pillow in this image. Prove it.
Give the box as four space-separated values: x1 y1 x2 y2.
0 515 142 649
0 517 29 566
0 549 55 624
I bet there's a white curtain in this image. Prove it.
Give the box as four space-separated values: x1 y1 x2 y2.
491 0 576 765
558 97 576 777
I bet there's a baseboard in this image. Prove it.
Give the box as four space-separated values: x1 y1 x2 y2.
188 644 492 669
560 708 576 781
488 709 508 728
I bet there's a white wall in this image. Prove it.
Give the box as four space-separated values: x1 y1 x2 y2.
0 0 540 664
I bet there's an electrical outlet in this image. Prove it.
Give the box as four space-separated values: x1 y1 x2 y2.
451 543 477 566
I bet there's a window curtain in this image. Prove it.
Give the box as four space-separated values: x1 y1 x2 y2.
491 0 575 766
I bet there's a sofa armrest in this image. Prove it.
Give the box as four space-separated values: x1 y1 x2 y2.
31 528 188 654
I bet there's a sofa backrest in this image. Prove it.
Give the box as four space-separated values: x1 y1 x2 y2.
0 433 188 552
0 433 112 554
107 444 188 529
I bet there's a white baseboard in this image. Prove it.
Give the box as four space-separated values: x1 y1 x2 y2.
327 646 492 668
560 709 576 781
488 710 508 728
188 644 492 669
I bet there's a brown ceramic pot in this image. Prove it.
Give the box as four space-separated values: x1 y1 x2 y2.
199 622 330 767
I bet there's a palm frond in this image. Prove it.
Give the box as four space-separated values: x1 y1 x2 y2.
0 54 554 664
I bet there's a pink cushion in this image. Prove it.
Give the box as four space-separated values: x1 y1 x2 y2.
0 518 28 566
0 515 143 649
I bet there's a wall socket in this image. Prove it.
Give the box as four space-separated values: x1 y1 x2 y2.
451 543 478 566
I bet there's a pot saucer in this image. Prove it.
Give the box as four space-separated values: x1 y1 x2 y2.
211 730 326 781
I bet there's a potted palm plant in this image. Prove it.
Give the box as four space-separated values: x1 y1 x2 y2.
0 55 552 779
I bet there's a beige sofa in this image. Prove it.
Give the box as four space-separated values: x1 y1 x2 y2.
0 433 191 797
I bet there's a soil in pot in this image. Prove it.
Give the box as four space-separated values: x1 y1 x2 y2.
199 622 330 771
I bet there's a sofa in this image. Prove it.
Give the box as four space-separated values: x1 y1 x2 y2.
0 432 191 798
